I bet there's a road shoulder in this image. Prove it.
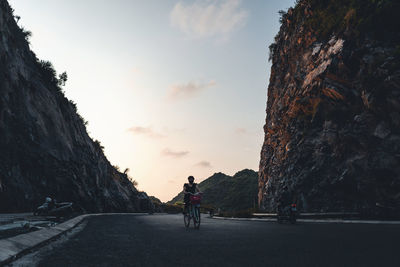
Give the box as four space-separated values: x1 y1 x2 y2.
0 213 147 266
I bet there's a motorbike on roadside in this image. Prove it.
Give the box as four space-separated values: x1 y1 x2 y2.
34 197 73 218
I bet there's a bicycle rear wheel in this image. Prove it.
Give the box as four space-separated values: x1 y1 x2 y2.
193 207 201 229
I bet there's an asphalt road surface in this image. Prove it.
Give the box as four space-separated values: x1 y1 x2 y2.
27 214 400 267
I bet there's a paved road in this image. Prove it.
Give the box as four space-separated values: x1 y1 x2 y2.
30 214 400 267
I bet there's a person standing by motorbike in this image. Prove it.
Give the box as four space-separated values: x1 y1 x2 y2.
277 187 297 223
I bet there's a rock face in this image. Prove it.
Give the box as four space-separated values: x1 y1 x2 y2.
0 0 148 212
259 0 400 213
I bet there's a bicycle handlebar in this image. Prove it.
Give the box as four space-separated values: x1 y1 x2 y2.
185 192 203 195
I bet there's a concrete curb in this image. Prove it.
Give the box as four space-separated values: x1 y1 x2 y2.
0 213 148 266
252 212 361 219
211 216 400 225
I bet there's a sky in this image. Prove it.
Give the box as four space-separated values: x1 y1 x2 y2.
9 0 295 202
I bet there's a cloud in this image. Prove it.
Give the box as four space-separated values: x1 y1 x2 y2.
170 0 248 41
163 127 187 134
168 80 216 100
235 128 247 134
127 126 165 138
195 161 212 168
162 148 189 158
131 67 141 74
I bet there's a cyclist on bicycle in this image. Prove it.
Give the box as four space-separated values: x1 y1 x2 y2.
183 176 200 214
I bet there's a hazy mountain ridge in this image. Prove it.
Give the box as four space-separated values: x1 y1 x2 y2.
169 169 258 212
259 0 400 213
0 0 149 212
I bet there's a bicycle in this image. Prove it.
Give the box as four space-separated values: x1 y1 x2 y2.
184 192 202 229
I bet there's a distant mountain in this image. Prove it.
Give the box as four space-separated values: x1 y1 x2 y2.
149 196 162 204
168 169 258 212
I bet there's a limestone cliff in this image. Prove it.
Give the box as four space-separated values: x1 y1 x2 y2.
0 0 148 212
259 0 400 214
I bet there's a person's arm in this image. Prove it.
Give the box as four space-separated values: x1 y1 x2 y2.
195 185 202 193
183 185 188 194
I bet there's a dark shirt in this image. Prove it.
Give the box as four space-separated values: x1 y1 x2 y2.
184 183 197 203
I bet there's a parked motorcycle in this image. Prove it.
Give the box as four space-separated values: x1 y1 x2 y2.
277 203 297 224
374 202 399 219
34 197 73 217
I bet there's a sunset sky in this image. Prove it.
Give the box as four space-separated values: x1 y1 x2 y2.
10 0 295 201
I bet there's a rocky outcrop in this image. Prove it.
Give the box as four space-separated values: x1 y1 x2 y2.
0 0 149 212
259 0 400 214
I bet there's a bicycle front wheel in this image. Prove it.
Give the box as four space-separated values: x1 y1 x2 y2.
184 212 190 228
193 207 201 229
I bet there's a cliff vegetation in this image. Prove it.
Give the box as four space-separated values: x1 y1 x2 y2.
259 0 400 215
0 0 149 212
